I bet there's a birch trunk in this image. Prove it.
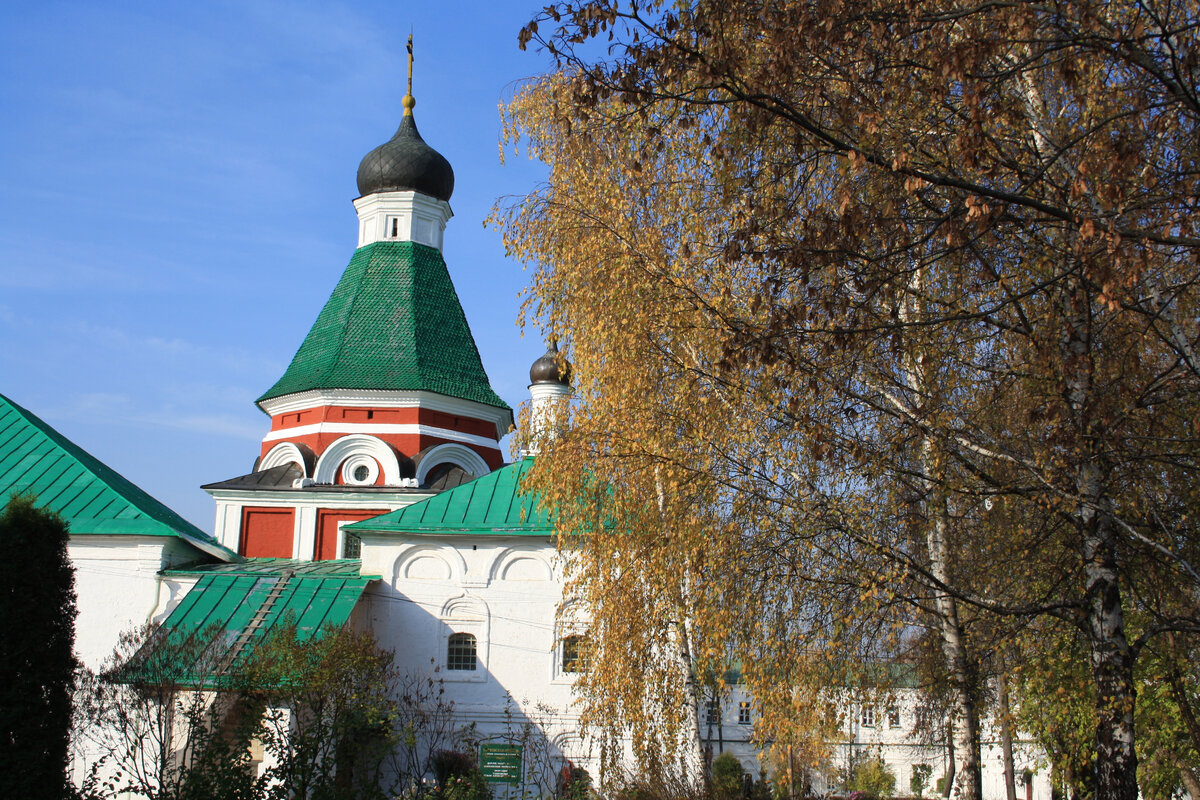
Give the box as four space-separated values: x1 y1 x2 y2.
942 726 956 798
1062 281 1138 800
996 664 1018 800
659 466 706 786
927 489 982 800
899 267 983 800
673 612 707 787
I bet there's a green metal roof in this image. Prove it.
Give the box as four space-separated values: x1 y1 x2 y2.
346 457 551 536
0 394 234 560
128 564 375 687
257 241 511 414
162 572 373 641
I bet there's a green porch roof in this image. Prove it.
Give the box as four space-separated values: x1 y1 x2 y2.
257 241 511 414
346 457 551 536
128 562 377 686
0 394 234 560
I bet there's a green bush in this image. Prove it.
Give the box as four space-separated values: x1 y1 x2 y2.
430 750 491 800
910 764 932 798
847 757 896 799
712 753 746 800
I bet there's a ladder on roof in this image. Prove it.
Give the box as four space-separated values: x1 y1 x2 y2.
220 571 295 673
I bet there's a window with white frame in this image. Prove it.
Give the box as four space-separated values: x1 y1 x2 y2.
738 701 752 725
440 596 488 680
887 706 901 728
554 600 590 681
561 634 591 673
447 633 477 671
706 699 720 726
861 706 876 727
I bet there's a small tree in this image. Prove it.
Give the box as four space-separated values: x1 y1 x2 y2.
848 758 896 800
711 753 746 800
0 496 77 799
75 623 258 800
242 623 398 800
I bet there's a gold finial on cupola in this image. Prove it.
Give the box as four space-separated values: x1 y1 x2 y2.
403 34 416 116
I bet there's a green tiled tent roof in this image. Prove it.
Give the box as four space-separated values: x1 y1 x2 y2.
347 457 550 535
258 241 510 412
0 394 234 559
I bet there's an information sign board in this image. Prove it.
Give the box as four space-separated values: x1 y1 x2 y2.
480 743 523 784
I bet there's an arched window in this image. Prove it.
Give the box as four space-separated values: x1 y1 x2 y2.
447 633 477 671
560 634 591 674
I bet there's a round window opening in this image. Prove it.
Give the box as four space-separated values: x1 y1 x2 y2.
353 465 371 483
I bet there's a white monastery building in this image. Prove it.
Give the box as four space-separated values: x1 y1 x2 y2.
0 69 1051 800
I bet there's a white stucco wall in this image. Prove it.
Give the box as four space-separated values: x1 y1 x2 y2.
69 535 209 671
707 684 1051 800
360 532 600 776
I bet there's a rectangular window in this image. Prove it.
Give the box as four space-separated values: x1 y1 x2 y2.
342 530 362 559
887 706 901 728
861 706 876 727
738 701 751 725
447 633 477 671
561 635 591 673
706 699 720 726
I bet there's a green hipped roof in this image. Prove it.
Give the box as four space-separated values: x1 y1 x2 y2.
0 394 234 559
257 241 511 413
346 457 551 536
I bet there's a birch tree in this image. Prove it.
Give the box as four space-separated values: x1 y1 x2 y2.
499 2 1200 799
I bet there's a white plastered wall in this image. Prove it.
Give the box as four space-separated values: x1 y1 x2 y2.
359 532 600 775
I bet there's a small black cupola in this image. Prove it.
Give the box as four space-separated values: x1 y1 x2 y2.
529 340 572 387
355 37 454 201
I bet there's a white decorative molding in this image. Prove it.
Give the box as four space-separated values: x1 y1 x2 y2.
488 546 553 584
393 544 467 586
340 453 380 487
314 434 403 485
353 190 453 250
257 389 513 439
262 422 502 451
260 442 309 476
414 442 492 485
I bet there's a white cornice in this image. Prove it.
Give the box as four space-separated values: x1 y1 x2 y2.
258 389 513 438
261 422 502 451
204 487 435 507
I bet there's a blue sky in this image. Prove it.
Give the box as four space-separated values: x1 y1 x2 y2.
0 1 558 529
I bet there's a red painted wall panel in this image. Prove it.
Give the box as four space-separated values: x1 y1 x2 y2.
239 507 295 558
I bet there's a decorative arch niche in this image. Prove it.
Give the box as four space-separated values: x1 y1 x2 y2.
314 434 402 485
414 443 490 486
259 442 312 477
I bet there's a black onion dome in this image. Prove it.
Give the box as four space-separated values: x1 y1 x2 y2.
356 114 455 201
530 341 572 386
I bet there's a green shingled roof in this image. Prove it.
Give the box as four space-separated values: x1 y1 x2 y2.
258 241 510 412
346 457 551 536
0 394 234 559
